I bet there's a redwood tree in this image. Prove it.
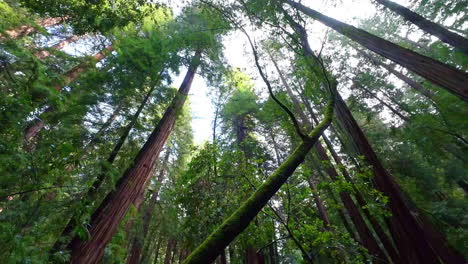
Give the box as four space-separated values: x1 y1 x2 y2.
285 0 468 102
67 51 202 263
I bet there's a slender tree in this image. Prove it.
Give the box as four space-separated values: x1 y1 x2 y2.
285 0 468 102
374 0 468 55
67 51 201 263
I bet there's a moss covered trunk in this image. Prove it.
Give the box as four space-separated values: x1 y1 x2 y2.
181 99 334 264
375 0 468 55
67 51 201 264
286 0 468 102
270 49 389 262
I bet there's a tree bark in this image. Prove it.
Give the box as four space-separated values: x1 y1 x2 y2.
67 51 201 264
354 47 435 99
164 239 175 264
181 97 334 264
126 149 171 264
24 45 114 142
286 0 468 102
1 17 66 40
35 34 83 59
50 82 158 255
374 0 468 55
269 51 389 262
334 93 466 263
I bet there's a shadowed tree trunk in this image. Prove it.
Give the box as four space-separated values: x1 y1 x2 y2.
127 148 171 264
374 0 468 55
67 51 202 264
284 14 462 263
268 50 390 262
285 0 468 102
334 92 466 264
354 47 435 99
50 80 159 255
164 239 175 264
307 107 401 263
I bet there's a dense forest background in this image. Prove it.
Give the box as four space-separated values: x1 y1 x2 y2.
0 0 467 263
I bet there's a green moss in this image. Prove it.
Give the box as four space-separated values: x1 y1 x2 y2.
182 98 335 264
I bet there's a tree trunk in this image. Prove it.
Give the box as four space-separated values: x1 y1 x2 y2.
35 34 83 59
127 149 171 264
354 47 435 99
24 45 114 141
153 238 162 264
375 0 468 55
67 51 201 264
269 52 389 262
52 45 114 91
306 177 332 228
316 119 401 263
1 17 66 40
335 92 466 263
353 82 410 122
49 82 158 256
164 240 175 264
286 0 468 102
181 98 334 264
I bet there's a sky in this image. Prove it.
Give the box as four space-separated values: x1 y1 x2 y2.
57 0 412 144
180 0 385 144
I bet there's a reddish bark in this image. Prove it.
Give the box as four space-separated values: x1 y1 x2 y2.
286 0 468 102
375 0 468 55
126 149 170 264
52 45 113 91
50 84 157 255
354 47 435 99
335 93 466 263
67 51 201 264
24 45 113 142
1 17 66 40
35 35 82 59
269 52 389 262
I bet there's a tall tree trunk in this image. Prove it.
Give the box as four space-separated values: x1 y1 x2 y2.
164 239 175 264
24 45 114 141
374 0 468 55
285 15 462 263
1 16 66 40
306 177 331 228
269 52 390 262
52 45 114 91
67 51 201 264
127 149 171 264
35 34 83 59
153 238 162 264
334 93 466 263
50 82 158 255
285 0 468 102
309 109 400 263
354 47 435 99
353 82 410 122
181 97 334 264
